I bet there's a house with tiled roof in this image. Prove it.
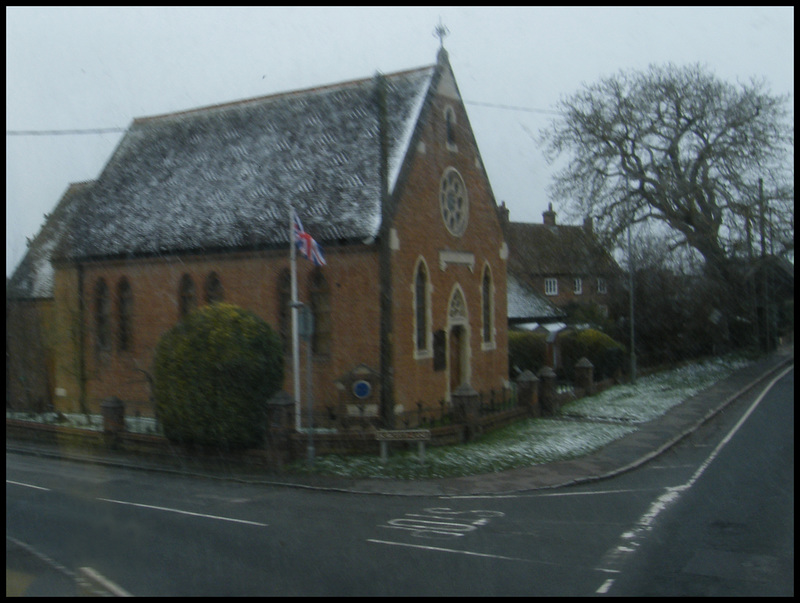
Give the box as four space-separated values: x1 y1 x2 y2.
10 48 509 426
503 202 621 320
7 181 92 412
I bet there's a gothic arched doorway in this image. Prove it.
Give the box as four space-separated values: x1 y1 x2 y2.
447 285 470 399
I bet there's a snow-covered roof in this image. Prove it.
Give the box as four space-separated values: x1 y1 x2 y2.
507 273 564 323
54 63 438 262
8 181 92 299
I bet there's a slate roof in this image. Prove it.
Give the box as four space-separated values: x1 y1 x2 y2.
8 181 93 299
53 63 438 262
506 220 620 278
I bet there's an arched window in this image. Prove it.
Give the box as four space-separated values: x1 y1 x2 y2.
414 260 430 354
309 270 331 356
277 269 291 352
444 106 457 148
482 265 494 346
178 274 197 319
117 277 133 352
95 278 111 359
204 272 224 305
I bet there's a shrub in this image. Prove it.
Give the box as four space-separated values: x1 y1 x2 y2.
508 330 548 377
577 328 625 380
153 303 284 450
559 328 625 381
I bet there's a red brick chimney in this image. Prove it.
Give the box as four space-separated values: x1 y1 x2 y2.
543 203 556 226
498 201 510 224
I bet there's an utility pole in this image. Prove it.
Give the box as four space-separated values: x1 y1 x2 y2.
626 174 636 383
759 178 770 351
746 206 759 351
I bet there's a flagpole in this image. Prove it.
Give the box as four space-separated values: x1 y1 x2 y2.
289 207 301 431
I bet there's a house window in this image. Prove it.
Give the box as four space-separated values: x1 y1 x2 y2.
204 272 224 304
481 265 494 346
277 269 291 352
94 278 111 359
117 277 133 352
178 274 197 319
414 260 430 354
545 278 558 296
597 277 607 294
444 106 457 149
573 277 583 295
309 269 331 356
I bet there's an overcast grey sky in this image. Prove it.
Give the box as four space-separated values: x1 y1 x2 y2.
6 6 794 275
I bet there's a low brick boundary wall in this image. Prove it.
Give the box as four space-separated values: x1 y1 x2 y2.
6 367 618 465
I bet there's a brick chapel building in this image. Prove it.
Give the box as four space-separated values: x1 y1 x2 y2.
9 49 509 426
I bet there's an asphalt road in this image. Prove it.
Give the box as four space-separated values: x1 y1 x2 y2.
6 366 793 596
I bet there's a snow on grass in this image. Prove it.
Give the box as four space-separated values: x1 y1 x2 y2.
7 352 755 480
559 354 752 424
290 352 754 479
292 419 636 480
5 411 162 435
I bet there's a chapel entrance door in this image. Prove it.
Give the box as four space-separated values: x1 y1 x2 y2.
447 285 469 399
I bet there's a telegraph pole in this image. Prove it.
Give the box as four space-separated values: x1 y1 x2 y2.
759 178 770 351
626 175 636 383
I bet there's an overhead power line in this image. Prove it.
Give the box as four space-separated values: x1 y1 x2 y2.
464 100 559 115
6 100 557 137
6 127 126 136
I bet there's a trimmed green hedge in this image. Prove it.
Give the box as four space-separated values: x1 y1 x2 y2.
558 328 625 381
153 303 284 450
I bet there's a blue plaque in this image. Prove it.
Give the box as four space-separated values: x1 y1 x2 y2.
352 380 372 399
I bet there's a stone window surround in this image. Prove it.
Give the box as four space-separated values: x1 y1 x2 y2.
412 256 433 360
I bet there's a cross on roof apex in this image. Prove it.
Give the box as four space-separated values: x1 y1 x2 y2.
433 18 449 49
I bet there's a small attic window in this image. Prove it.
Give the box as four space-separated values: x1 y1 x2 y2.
444 106 457 151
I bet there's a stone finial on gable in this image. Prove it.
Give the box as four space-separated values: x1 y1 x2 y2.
433 18 450 65
433 18 449 50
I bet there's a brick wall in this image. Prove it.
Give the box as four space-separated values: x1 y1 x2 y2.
6 298 55 412
388 84 508 411
49 67 509 420
53 247 381 416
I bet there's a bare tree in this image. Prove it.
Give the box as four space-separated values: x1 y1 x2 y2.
540 63 794 294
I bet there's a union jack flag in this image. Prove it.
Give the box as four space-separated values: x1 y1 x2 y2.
293 211 326 267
